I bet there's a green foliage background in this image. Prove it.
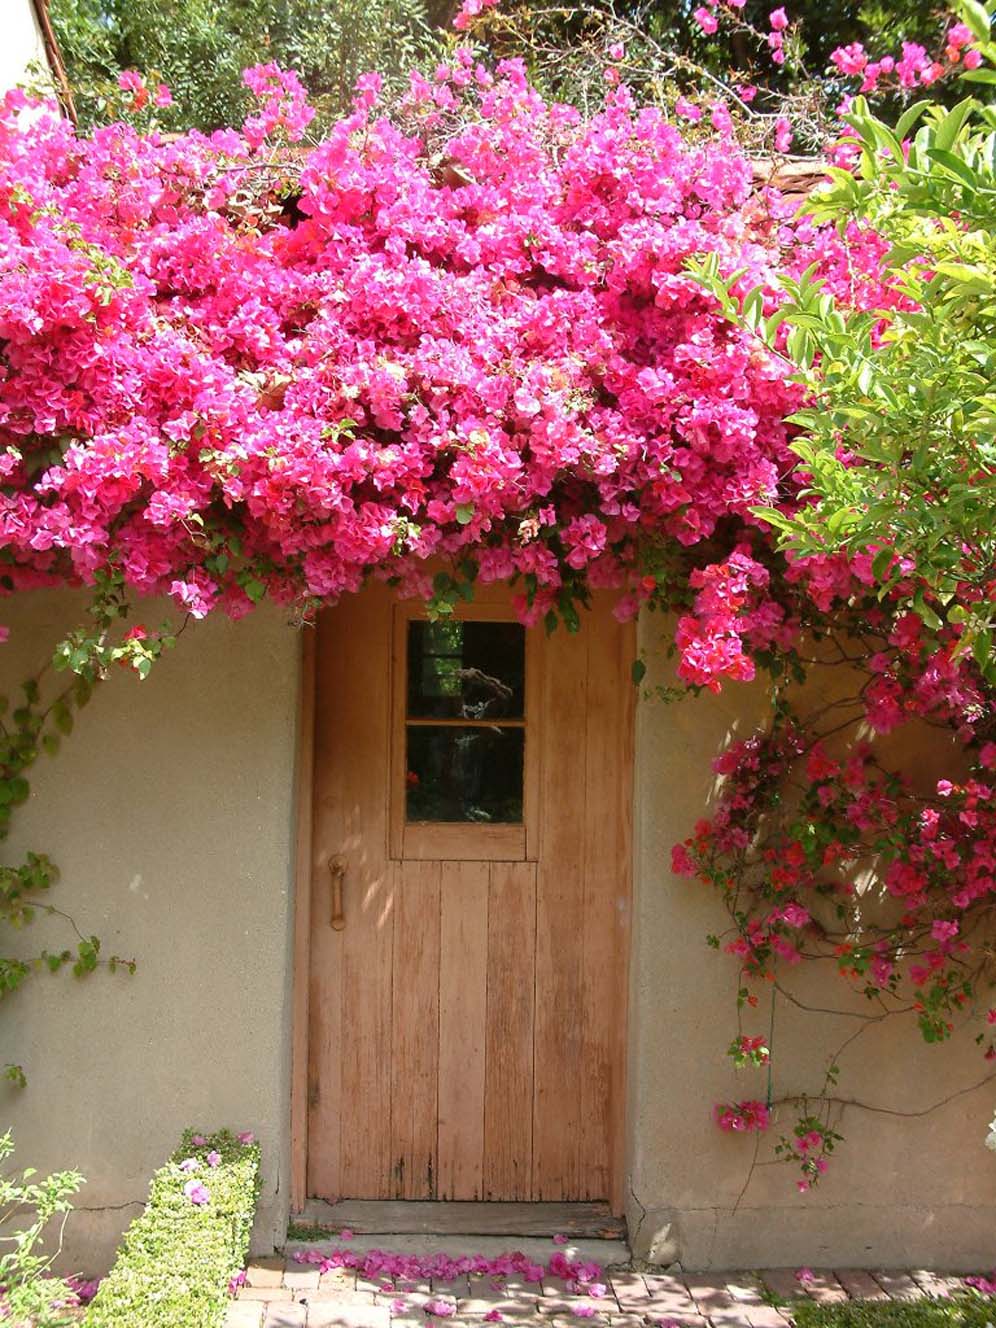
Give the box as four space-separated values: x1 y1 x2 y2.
51 0 955 133
50 0 441 132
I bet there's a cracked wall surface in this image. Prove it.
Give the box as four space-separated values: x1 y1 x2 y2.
626 611 996 1269
2 590 299 1274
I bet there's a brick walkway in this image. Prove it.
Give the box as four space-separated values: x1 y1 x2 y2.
226 1258 982 1328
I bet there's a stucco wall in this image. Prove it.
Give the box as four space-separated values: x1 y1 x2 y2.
5 588 993 1273
1 590 300 1274
628 611 996 1269
1 0 48 94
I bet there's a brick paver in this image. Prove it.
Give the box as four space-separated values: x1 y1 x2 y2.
870 1272 921 1302
833 1271 889 1302
800 1273 848 1306
225 1260 996 1328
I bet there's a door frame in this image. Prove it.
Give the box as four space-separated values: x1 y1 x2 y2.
290 626 316 1214
289 596 634 1215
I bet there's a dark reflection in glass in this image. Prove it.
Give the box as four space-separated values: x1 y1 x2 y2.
407 621 525 720
406 725 524 823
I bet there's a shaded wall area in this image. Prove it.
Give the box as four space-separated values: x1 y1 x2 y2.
1 590 300 1273
628 611 996 1269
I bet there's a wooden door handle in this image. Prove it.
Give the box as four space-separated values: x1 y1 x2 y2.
328 856 346 930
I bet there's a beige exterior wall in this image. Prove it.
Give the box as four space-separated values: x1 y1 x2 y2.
1 0 48 93
3 589 994 1272
2 590 300 1273
627 611 996 1269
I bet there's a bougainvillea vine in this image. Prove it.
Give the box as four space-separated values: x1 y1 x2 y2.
2 4 996 1188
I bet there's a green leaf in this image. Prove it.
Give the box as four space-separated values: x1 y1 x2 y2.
454 502 475 525
750 505 798 534
913 592 942 631
926 148 979 188
973 629 992 672
872 547 894 579
895 99 931 141
962 68 996 84
741 287 764 330
933 96 977 153
53 700 73 735
631 658 647 685
956 0 991 42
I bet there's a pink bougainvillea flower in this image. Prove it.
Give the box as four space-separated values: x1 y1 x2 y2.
191 1135 207 1146
237 1132 255 1145
553 1234 569 1245
206 1150 222 1167
184 1179 210 1206
796 1268 815 1284
484 1312 504 1323
178 1157 200 1172
674 96 702 121
67 1276 100 1306
714 1101 771 1133
340 1227 354 1240
424 1299 456 1317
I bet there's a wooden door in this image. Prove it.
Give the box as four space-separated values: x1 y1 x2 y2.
306 583 633 1208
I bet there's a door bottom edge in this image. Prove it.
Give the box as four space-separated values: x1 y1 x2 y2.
292 1199 627 1241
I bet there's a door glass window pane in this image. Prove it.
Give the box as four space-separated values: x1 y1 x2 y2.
406 725 524 824
407 621 525 720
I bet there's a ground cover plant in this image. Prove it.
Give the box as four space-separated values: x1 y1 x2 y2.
2 0 996 1197
0 1130 86 1327
82 1128 260 1328
792 1300 996 1328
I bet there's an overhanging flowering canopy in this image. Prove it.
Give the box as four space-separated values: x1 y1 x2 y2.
0 56 878 685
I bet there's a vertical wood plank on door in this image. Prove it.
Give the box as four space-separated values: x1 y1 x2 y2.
437 861 489 1199
580 597 634 1204
483 861 537 1199
532 623 589 1200
307 611 345 1200
311 589 396 1200
390 859 442 1198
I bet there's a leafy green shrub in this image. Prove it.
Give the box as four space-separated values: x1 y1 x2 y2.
50 0 441 133
0 1130 85 1328
84 1128 261 1328
793 1297 996 1328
